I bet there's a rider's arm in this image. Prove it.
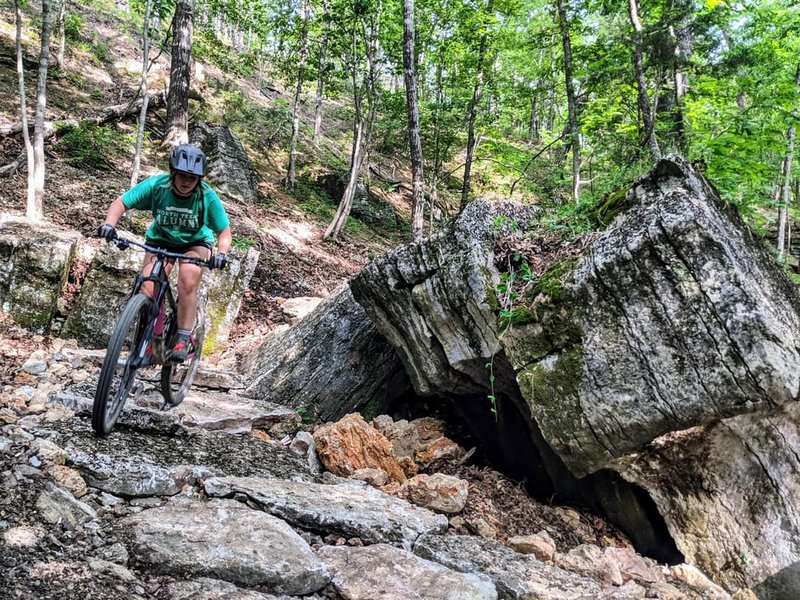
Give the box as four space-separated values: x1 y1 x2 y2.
216 227 232 254
103 197 127 227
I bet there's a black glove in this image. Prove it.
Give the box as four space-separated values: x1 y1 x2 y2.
211 252 228 270
98 223 116 241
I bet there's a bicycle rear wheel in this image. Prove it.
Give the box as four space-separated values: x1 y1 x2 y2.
93 293 152 435
160 304 205 406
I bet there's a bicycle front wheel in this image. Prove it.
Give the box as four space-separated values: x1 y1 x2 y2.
93 293 152 435
160 304 205 407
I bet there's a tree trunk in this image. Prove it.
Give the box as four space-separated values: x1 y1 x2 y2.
402 0 425 240
556 0 580 203
777 61 800 261
165 0 194 146
55 0 67 69
628 0 660 163
131 0 153 186
325 2 382 240
15 0 35 212
287 0 310 189
30 0 54 221
460 0 493 212
312 11 329 149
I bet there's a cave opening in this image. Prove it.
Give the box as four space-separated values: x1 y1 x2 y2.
386 383 684 566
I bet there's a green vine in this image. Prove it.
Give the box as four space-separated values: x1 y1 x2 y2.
486 249 535 418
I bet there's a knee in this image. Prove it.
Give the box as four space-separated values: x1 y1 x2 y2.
177 268 201 296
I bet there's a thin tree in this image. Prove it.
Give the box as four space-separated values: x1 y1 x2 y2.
30 0 54 221
165 0 194 146
628 0 660 162
402 0 425 240
460 0 494 211
55 0 67 69
287 0 311 189
324 0 382 240
556 0 580 203
667 2 691 154
777 60 800 261
131 0 154 186
15 0 35 216
312 0 330 148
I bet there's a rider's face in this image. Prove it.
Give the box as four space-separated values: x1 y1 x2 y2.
173 172 200 197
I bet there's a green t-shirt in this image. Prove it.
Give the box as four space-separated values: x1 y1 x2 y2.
121 173 230 247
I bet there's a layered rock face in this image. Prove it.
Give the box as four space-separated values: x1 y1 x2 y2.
350 157 800 594
524 158 800 475
243 287 410 421
0 218 80 333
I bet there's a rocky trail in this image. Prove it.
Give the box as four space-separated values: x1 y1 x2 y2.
0 331 746 600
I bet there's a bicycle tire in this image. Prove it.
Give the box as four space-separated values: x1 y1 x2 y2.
92 293 152 435
160 303 205 406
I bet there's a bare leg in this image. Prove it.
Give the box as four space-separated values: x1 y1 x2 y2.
176 246 210 330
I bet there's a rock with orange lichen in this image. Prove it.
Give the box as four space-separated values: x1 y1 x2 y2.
313 413 406 483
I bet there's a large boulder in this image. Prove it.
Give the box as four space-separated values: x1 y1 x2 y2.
242 286 410 421
317 172 398 227
60 238 141 347
61 236 257 351
191 123 259 205
0 218 80 333
349 156 800 594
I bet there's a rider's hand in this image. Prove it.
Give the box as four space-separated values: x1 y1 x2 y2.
98 223 116 242
211 252 228 270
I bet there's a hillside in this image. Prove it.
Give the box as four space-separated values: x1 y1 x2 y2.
0 0 415 359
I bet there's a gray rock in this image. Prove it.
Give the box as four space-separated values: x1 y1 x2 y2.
289 431 323 474
121 498 330 594
70 450 183 497
204 476 449 546
318 543 497 599
192 123 260 205
175 391 300 434
166 577 290 599
535 157 800 473
202 246 260 355
0 219 80 333
35 481 97 529
60 237 140 348
243 286 410 421
414 534 602 599
621 403 800 594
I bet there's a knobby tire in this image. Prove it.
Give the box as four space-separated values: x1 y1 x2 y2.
92 293 151 435
160 304 205 406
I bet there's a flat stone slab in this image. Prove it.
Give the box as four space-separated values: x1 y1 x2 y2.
121 498 330 595
414 534 603 599
204 476 448 546
318 543 497 600
166 577 291 599
28 418 316 489
170 391 299 434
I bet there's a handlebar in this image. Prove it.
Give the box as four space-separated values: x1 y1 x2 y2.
109 235 216 268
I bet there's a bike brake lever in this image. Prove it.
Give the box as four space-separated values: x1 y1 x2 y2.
115 238 130 250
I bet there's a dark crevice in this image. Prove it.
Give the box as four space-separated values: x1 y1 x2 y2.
387 364 685 566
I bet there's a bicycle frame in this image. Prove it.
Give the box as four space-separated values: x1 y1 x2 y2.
111 237 209 368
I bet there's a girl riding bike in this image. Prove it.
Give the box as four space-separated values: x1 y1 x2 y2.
98 144 232 362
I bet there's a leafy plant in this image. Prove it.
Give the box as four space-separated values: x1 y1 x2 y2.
55 122 132 170
486 250 536 417
64 13 85 42
231 237 257 251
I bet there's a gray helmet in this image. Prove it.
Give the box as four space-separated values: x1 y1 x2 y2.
169 144 207 177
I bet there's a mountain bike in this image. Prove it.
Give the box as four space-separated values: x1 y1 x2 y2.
92 236 217 436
